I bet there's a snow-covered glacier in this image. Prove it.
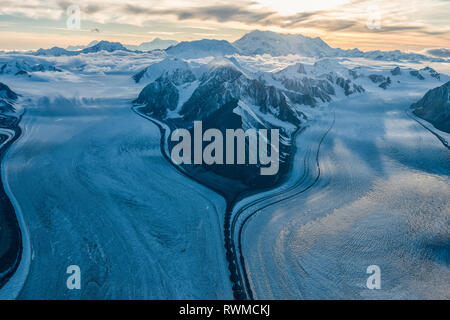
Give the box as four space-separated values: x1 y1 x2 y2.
0 32 449 299
0 66 231 299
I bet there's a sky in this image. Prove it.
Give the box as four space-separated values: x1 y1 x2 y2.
0 0 449 52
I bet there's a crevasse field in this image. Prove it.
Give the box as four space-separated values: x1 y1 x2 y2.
0 43 449 299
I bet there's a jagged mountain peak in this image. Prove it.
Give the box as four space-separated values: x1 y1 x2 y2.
124 39 179 51
233 30 446 62
275 59 347 80
0 57 62 77
34 46 75 57
0 82 18 112
201 62 244 83
133 56 246 84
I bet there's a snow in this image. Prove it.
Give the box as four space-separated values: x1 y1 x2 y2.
233 100 297 134
234 30 335 57
0 33 449 299
124 39 178 52
133 57 191 84
239 92 450 299
167 80 200 118
407 109 450 146
0 128 31 300
0 57 232 299
233 30 448 62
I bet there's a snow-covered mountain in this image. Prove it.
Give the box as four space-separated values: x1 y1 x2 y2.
272 59 364 100
411 81 450 133
0 57 61 77
234 30 336 57
131 52 450 247
134 59 305 128
133 59 308 187
1 28 450 300
388 66 442 82
66 40 99 51
29 31 448 63
131 56 384 188
134 56 443 127
165 39 239 58
348 49 438 62
132 54 448 178
233 30 446 62
133 57 368 105
33 40 133 56
133 58 196 84
66 39 178 52
133 56 376 127
80 40 132 54
365 65 445 90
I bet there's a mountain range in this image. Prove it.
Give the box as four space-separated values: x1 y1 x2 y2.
22 30 447 63
125 38 179 51
0 82 18 113
1 28 450 300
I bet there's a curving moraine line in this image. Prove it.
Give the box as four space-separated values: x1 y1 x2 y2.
230 110 336 299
